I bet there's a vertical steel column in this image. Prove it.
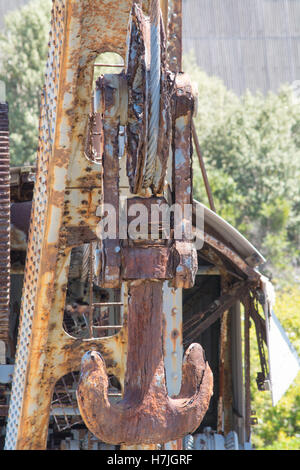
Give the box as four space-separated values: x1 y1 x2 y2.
243 296 251 443
160 0 169 33
163 282 183 450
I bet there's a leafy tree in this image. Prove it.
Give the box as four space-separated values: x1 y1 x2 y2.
0 0 51 166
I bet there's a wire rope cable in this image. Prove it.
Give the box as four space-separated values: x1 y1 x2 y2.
143 0 161 188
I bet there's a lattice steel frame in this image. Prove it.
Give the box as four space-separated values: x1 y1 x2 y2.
5 0 135 450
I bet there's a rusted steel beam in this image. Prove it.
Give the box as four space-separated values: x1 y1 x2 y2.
10 166 36 203
163 282 183 451
203 233 260 281
160 0 169 33
77 280 213 445
88 242 94 337
0 102 10 342
217 276 234 435
194 225 261 282
0 405 9 417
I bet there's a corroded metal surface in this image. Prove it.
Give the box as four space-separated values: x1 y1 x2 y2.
10 166 36 202
77 280 213 445
0 102 10 342
10 201 32 252
183 281 252 346
95 74 125 287
76 42 213 443
167 0 182 72
171 73 197 288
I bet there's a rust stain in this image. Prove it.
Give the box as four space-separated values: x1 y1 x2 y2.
167 0 182 73
10 0 132 450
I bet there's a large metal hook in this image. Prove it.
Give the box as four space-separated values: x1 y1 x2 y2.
77 280 213 445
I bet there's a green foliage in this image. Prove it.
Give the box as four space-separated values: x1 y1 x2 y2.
0 0 51 166
0 4 299 451
185 51 300 450
185 51 300 275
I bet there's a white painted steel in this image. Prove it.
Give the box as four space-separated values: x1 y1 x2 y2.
163 282 182 450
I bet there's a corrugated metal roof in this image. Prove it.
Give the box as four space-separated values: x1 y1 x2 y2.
183 0 300 94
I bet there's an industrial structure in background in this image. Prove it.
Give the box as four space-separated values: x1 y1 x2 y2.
182 0 300 95
0 0 299 451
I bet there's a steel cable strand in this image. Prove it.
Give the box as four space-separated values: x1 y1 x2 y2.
143 0 161 188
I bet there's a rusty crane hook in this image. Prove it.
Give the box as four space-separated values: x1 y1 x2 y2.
77 2 213 446
77 280 213 445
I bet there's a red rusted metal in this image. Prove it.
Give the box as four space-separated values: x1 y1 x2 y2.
76 15 215 440
183 281 251 345
10 166 36 203
242 295 252 442
0 102 10 342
